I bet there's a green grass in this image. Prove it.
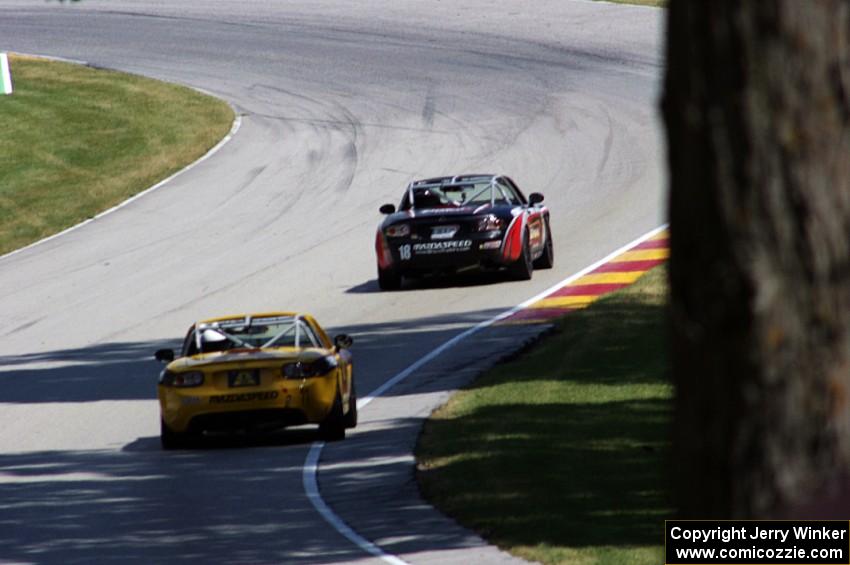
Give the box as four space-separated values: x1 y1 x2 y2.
416 266 672 565
0 54 233 255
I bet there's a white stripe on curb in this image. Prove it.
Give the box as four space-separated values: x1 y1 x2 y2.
302 223 669 564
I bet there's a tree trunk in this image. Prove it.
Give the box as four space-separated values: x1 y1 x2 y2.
663 1 850 518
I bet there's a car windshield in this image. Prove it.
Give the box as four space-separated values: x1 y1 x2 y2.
192 315 319 354
405 179 509 209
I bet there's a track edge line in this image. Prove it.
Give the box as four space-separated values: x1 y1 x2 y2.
0 52 242 264
303 223 669 564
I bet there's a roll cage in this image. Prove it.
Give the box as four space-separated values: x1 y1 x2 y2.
182 315 321 356
399 174 527 211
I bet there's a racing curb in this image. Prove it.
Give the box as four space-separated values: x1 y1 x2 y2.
306 225 670 565
0 52 242 264
500 227 669 323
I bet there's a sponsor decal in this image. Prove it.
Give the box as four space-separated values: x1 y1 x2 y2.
209 391 279 404
414 207 474 216
411 240 473 255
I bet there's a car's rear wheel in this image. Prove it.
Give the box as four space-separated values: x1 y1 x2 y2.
377 267 402 291
510 229 533 281
343 380 358 429
319 390 346 441
534 222 554 269
160 419 194 450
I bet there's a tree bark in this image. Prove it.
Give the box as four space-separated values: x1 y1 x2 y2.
663 1 850 518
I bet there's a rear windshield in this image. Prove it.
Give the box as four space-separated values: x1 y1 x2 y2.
401 181 509 210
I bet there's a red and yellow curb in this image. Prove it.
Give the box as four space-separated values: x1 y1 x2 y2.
501 229 669 324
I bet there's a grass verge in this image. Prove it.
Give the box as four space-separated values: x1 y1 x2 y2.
416 265 672 565
0 54 234 256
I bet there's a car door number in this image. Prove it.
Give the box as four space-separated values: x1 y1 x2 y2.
530 222 542 245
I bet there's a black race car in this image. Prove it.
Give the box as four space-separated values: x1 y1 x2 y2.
375 174 553 290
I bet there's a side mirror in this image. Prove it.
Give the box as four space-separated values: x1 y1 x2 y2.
529 192 544 205
333 334 354 350
379 204 396 214
155 349 175 363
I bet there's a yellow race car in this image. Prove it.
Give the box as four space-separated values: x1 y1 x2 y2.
154 312 356 449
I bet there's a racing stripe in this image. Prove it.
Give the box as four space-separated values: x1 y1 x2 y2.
375 229 393 269
500 214 525 262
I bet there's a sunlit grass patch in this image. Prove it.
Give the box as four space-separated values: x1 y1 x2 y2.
0 54 233 255
417 266 672 565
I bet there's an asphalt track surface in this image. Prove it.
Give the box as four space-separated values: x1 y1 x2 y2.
0 1 664 563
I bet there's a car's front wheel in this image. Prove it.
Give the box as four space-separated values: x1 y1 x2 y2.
377 267 402 291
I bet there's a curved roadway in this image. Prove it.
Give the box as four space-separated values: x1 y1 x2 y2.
0 1 664 563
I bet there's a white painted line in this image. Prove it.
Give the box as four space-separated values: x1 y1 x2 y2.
11 52 90 66
1 53 12 94
303 443 408 565
302 223 669 564
0 54 242 261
